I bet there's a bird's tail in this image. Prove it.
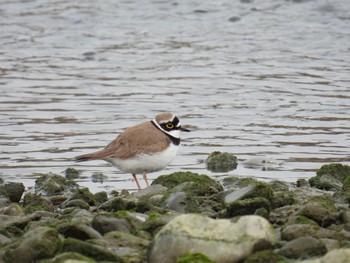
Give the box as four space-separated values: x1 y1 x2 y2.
75 148 113 162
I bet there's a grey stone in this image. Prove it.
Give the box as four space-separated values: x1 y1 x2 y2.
132 184 168 200
3 227 61 263
92 215 132 235
149 214 276 263
279 236 327 259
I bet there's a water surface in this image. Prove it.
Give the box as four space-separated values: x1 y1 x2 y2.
1 0 349 192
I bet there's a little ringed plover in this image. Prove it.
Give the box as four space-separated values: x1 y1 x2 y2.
75 112 190 190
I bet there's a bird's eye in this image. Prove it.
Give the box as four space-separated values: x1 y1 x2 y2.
165 123 174 129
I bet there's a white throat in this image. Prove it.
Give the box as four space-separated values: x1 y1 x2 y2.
152 119 181 139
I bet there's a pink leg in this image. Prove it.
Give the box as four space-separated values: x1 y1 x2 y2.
132 174 141 190
143 172 150 187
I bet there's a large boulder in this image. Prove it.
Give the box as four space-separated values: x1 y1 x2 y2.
148 214 276 263
3 227 61 263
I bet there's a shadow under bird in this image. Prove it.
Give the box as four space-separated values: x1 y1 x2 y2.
75 112 190 190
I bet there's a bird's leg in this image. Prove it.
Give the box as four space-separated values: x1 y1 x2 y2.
143 172 150 187
132 174 141 190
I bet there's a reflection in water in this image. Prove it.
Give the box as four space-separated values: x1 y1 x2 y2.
0 0 349 192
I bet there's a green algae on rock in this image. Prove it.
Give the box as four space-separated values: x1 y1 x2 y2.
299 196 337 227
0 182 25 203
176 252 217 263
205 151 238 172
35 173 78 196
309 163 350 191
3 227 61 263
152 171 223 195
64 167 81 180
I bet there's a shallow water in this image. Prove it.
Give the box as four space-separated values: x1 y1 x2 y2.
1 0 349 192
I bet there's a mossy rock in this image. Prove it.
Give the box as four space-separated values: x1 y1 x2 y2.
35 173 78 196
224 197 271 217
51 252 96 263
91 172 108 183
70 187 95 206
271 191 296 208
243 250 287 263
3 227 62 263
242 182 273 202
152 172 223 195
286 215 319 227
23 192 54 213
342 176 350 204
309 163 350 191
205 151 238 173
316 163 350 182
93 191 108 205
141 213 175 236
299 196 337 227
176 252 217 263
62 238 124 262
64 167 81 180
0 182 25 203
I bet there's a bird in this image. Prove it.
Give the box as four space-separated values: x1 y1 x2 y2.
75 112 190 190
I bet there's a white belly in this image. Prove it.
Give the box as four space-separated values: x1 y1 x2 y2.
105 144 179 174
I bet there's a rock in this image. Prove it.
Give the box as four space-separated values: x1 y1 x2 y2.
224 197 271 217
205 151 238 172
35 173 78 196
62 238 124 262
63 199 90 210
223 185 255 204
50 252 96 263
93 191 108 205
166 191 187 213
1 203 25 216
279 236 327 259
271 191 296 208
69 187 95 206
91 172 107 183
342 176 350 204
57 222 103 240
92 214 132 235
3 227 62 263
70 209 94 225
0 196 9 208
0 182 25 202
64 167 81 179
299 196 337 227
286 215 319 226
309 163 350 191
148 214 276 263
23 192 54 213
309 174 343 192
297 179 309 187
299 248 350 263
177 252 216 263
0 233 11 247
243 250 286 263
281 224 319 241
89 231 150 262
141 213 177 236
132 184 168 200
152 172 223 216
317 163 350 182
0 213 40 230
152 172 223 194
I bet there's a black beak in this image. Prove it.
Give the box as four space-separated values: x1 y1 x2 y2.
180 126 191 132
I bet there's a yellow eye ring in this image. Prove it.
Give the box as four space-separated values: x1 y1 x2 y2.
165 123 174 129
